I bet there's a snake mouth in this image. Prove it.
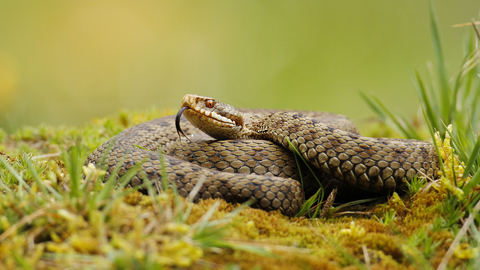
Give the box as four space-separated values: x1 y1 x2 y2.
178 94 245 140
192 107 237 126
175 105 239 141
181 94 241 125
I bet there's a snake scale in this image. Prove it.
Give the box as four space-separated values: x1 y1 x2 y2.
86 94 438 216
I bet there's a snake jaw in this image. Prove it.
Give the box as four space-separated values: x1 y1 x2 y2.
197 107 236 126
180 94 245 139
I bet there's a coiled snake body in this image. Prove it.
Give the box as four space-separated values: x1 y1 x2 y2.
86 95 438 216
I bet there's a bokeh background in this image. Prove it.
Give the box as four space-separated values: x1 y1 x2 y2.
0 1 479 132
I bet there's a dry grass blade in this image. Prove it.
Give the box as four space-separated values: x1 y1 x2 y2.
362 244 372 270
470 20 480 40
0 208 49 242
437 199 480 270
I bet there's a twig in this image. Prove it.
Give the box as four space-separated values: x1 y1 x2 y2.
362 244 372 270
0 208 49 242
451 21 480 28
320 187 337 218
437 198 480 270
471 19 480 40
32 152 61 159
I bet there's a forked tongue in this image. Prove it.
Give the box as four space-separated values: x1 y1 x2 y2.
175 106 191 142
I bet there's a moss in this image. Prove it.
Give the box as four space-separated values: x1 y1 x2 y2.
200 249 343 270
0 109 477 269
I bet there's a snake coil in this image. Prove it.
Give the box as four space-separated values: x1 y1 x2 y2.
86 94 438 216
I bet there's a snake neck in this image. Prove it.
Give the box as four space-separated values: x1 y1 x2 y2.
250 112 438 192
241 113 271 139
247 112 318 142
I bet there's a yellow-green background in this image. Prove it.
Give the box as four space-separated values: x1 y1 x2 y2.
0 1 478 131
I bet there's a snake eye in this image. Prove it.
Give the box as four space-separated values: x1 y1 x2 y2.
205 99 215 108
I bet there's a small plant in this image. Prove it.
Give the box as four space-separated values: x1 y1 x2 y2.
431 216 447 232
373 209 396 226
362 1 480 268
406 175 427 195
410 229 443 259
286 137 325 218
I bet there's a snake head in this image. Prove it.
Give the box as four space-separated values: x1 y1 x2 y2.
177 94 244 140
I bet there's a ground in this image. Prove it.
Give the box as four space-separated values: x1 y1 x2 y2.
0 108 477 269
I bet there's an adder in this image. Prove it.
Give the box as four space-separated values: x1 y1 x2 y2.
86 94 438 216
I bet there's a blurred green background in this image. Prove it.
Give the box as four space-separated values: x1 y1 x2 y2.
0 1 478 132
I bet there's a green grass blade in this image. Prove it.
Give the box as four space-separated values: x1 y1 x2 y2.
22 152 52 198
158 145 180 205
191 200 221 234
462 169 480 197
285 138 324 218
182 175 208 223
61 144 86 199
295 189 322 218
421 107 447 178
0 178 12 193
399 114 423 140
413 69 440 131
429 0 451 122
95 157 127 204
461 135 480 179
334 197 381 212
359 92 387 120
361 93 420 139
0 155 33 195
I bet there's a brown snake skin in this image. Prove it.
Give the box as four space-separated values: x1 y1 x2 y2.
86 95 438 216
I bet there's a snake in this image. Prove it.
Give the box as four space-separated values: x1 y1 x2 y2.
86 94 438 216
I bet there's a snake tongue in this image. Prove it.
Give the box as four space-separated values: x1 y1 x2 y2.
175 106 191 142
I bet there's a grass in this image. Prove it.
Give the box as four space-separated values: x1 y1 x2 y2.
0 121 269 269
361 1 480 269
1 2 480 270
